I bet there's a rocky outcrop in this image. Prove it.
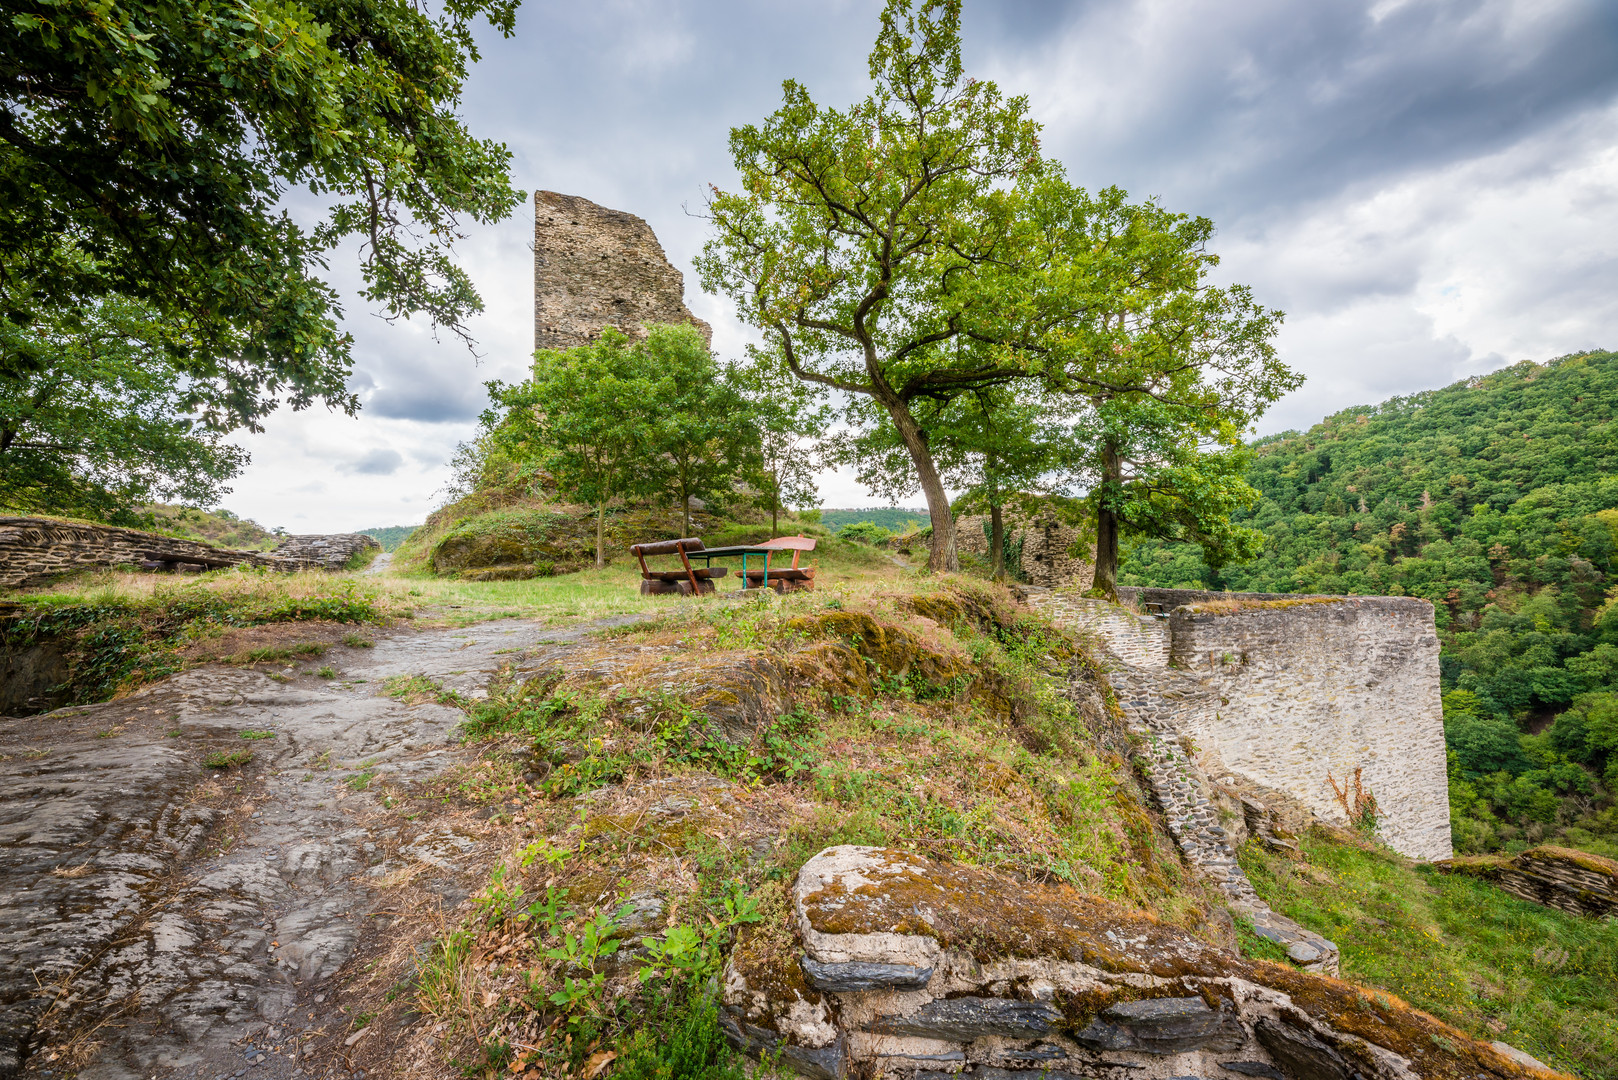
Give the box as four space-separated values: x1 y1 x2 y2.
723 845 1566 1080
1436 845 1618 917
532 191 712 352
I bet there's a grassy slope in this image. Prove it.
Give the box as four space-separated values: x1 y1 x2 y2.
1240 831 1618 1079
334 575 1205 1078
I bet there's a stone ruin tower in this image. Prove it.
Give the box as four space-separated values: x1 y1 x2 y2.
532 190 712 352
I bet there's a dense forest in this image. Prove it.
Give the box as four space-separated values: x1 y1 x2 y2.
1121 350 1618 858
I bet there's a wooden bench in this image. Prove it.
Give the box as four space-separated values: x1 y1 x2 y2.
742 535 817 593
629 537 728 595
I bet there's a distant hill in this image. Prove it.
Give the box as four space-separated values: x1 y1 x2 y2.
818 507 927 532
358 525 419 552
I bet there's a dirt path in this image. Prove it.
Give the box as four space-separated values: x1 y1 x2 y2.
0 616 635 1080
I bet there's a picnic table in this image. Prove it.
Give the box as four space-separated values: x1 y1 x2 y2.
629 535 817 595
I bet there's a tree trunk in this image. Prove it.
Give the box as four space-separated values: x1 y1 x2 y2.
876 394 956 572
682 492 690 538
595 502 607 569
1089 440 1122 601
770 472 780 537
990 501 1005 581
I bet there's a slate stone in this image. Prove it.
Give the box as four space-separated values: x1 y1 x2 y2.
866 997 1063 1040
972 1068 1091 1080
1286 942 1323 964
993 1042 1071 1063
720 1010 846 1080
1219 1063 1287 1080
1072 1017 1137 1051
1256 1018 1354 1080
800 956 933 992
1100 996 1247 1053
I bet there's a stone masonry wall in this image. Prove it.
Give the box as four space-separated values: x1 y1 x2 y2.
953 515 1094 589
0 517 382 590
1169 596 1453 861
0 516 277 589
1028 587 1453 863
532 191 712 352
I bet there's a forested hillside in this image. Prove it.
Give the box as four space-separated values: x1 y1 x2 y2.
1122 350 1618 857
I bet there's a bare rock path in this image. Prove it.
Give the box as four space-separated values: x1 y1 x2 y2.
0 616 635 1080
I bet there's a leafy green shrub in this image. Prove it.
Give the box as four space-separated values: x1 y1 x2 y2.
612 992 749 1080
836 521 892 545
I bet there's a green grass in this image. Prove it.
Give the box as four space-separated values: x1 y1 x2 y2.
1240 833 1618 1079
239 729 277 740
204 748 254 769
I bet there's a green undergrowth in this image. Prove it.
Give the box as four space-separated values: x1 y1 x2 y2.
0 572 394 709
399 578 1190 1077
1239 831 1618 1079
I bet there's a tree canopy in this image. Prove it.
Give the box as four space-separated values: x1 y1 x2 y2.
1 0 524 432
0 299 246 521
698 0 1286 573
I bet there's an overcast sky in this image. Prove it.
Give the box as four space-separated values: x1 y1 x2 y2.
226 0 1618 533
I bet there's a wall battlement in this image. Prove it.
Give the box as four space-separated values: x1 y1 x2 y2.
1031 586 1453 861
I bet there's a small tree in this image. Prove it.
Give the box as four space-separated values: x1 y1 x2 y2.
737 350 831 536
487 329 663 568
1079 398 1268 598
644 325 760 536
837 383 1067 580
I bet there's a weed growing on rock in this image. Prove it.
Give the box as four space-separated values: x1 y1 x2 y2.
204 749 253 769
239 730 276 740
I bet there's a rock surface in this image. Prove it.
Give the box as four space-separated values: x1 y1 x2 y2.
723 845 1567 1080
0 616 633 1080
532 190 712 352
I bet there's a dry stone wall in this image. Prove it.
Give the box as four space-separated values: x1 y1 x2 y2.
0 516 277 589
532 190 712 352
0 517 382 589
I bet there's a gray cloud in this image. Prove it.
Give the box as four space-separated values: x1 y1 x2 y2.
218 0 1618 527
342 449 405 476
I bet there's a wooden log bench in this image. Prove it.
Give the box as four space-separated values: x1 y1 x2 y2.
741 535 817 594
629 537 727 596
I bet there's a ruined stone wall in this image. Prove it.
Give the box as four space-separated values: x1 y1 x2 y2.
1167 595 1453 861
953 514 1094 589
532 191 712 352
1032 587 1453 861
270 534 380 571
0 517 382 590
0 516 277 589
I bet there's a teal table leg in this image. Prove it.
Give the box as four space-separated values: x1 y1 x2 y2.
741 553 749 589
